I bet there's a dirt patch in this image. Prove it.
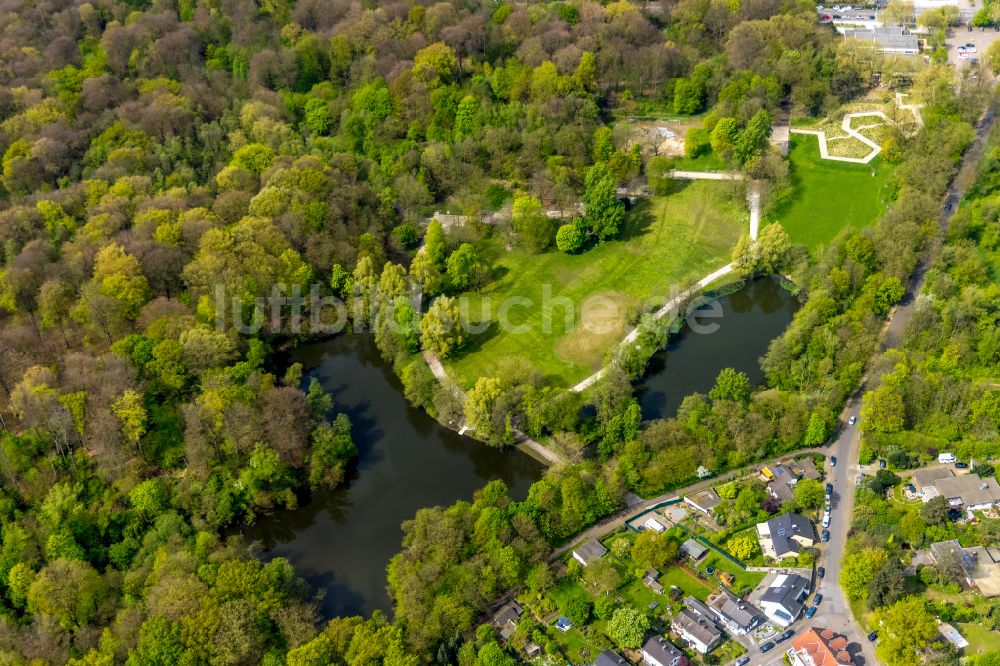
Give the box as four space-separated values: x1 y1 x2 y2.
626 120 693 158
555 290 635 369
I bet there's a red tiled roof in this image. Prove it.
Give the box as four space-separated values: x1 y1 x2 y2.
792 628 856 666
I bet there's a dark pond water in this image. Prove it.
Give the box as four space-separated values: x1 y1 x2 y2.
245 279 799 619
242 335 543 618
637 278 800 420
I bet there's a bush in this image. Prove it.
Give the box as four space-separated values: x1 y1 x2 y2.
684 128 711 159
556 221 585 253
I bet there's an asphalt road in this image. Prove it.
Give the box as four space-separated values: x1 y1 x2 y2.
744 98 997 666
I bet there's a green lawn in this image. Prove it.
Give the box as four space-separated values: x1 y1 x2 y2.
769 135 896 252
959 623 1000 655
696 552 765 595
445 181 746 387
657 566 714 601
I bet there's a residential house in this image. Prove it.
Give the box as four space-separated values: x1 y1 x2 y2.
572 538 608 566
758 573 811 628
492 601 523 641
762 463 798 502
706 588 765 635
928 540 1000 597
756 513 815 560
641 635 691 666
933 474 1000 513
842 26 920 55
789 628 855 666
680 538 709 561
964 546 1000 597
672 608 723 654
685 489 721 515
785 458 821 481
912 467 955 500
592 649 628 666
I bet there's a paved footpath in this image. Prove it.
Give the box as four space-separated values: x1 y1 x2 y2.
421 350 566 466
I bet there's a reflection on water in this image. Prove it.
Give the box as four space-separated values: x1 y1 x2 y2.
638 278 799 420
243 335 543 618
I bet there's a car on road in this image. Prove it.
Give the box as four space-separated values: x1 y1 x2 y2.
822 529 830 542
848 415 857 426
760 641 776 653
945 201 953 210
813 593 823 605
776 629 795 643
817 566 825 578
820 14 831 20
735 657 750 666
867 631 878 642
831 455 838 466
805 606 818 618
826 482 833 495
956 462 969 469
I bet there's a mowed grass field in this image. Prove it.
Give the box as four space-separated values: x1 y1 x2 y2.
770 135 896 252
445 180 745 388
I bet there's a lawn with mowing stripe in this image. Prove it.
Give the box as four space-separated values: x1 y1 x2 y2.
445 180 745 388
770 135 896 252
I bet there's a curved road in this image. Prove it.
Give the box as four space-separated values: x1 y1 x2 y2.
790 105 997 666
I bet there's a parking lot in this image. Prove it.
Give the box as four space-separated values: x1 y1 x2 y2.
946 24 1000 69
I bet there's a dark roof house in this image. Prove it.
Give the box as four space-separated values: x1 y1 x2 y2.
672 608 723 654
593 649 628 666
706 588 765 635
572 538 608 566
680 538 709 560
757 513 814 560
758 573 811 627
641 635 691 666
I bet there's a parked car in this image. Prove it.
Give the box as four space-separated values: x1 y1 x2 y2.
879 459 887 469
817 567 825 578
822 529 830 542
956 462 969 469
822 512 831 528
831 455 838 466
868 631 879 642
760 641 776 653
735 657 750 666
776 629 795 643
805 606 818 618
813 593 824 605
826 483 833 495
821 14 832 19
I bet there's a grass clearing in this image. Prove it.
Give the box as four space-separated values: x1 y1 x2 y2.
959 623 1000 655
769 135 896 252
446 181 745 387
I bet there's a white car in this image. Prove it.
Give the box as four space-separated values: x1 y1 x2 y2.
966 45 978 53
822 511 831 528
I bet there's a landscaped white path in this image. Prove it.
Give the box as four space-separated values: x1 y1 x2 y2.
790 111 888 164
569 172 762 393
790 97 925 165
569 262 735 392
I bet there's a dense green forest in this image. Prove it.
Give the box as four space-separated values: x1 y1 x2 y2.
0 0 990 663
